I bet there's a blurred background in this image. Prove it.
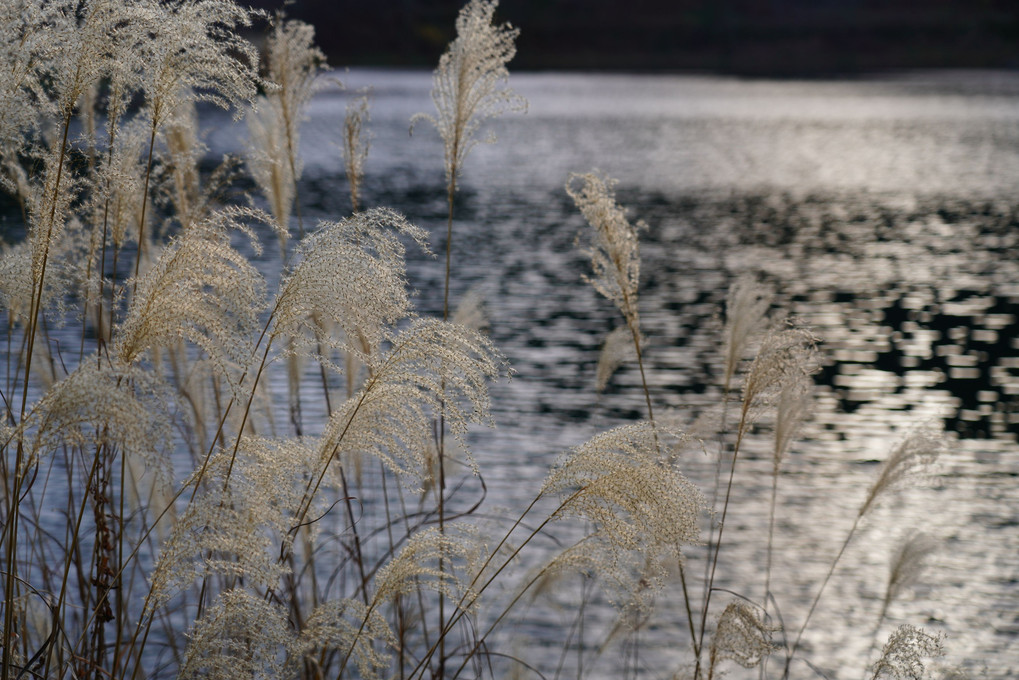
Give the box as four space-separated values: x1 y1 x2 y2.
246 0 1019 75
214 2 1019 676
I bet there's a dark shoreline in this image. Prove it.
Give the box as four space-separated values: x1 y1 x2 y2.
244 0 1019 78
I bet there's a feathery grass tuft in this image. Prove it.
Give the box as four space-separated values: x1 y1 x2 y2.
884 533 939 615
860 424 946 518
148 436 313 613
772 372 814 473
318 318 504 481
596 325 640 393
722 274 774 394
179 588 292 680
272 209 428 359
139 0 261 127
374 527 485 606
246 99 295 240
870 625 945 680
411 0 526 187
15 359 172 478
343 91 372 214
543 423 703 569
567 172 645 331
115 207 270 373
246 16 325 243
708 601 777 674
297 599 395 680
740 324 819 430
264 17 325 153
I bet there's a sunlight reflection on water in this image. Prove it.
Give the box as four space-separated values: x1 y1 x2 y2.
212 69 1019 679
120 69 1019 677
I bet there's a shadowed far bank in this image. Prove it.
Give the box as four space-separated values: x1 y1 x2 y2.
244 0 1019 76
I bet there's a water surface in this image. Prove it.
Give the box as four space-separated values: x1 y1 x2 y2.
202 68 1019 679
2 69 1010 678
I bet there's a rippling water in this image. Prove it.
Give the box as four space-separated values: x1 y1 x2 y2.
213 69 1019 678
11 69 1019 678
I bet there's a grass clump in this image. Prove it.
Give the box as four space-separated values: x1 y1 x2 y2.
0 1 962 679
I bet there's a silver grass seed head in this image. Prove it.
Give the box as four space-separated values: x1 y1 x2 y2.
884 532 939 609
773 371 813 472
296 599 395 680
115 207 269 378
567 172 646 328
44 0 133 117
870 624 945 680
60 216 106 319
140 0 261 126
16 359 173 479
272 208 429 359
709 600 778 670
343 90 372 212
526 540 597 602
319 318 503 482
149 436 315 613
265 17 325 139
25 140 81 285
860 423 946 518
160 94 207 227
0 152 31 209
412 0 526 184
265 18 324 78
372 526 485 608
0 241 42 325
101 2 158 127
179 588 292 680
542 422 704 554
723 273 774 392
596 325 639 393
741 323 819 429
319 378 434 484
154 493 292 608
245 96 295 232
245 17 324 237
452 288 490 334
527 536 654 613
83 117 150 249
0 1 65 144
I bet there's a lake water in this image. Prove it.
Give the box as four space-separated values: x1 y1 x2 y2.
211 69 1019 679
8 69 1019 678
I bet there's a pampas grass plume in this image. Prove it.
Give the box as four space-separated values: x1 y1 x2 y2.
708 600 777 674
870 624 945 680
567 172 645 329
860 424 945 518
596 325 639 393
882 532 939 617
723 274 773 393
412 0 526 186
542 423 703 555
343 91 372 213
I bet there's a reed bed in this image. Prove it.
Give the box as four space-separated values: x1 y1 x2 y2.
0 1 959 678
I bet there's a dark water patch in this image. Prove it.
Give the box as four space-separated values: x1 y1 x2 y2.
338 172 1019 449
589 189 1019 441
